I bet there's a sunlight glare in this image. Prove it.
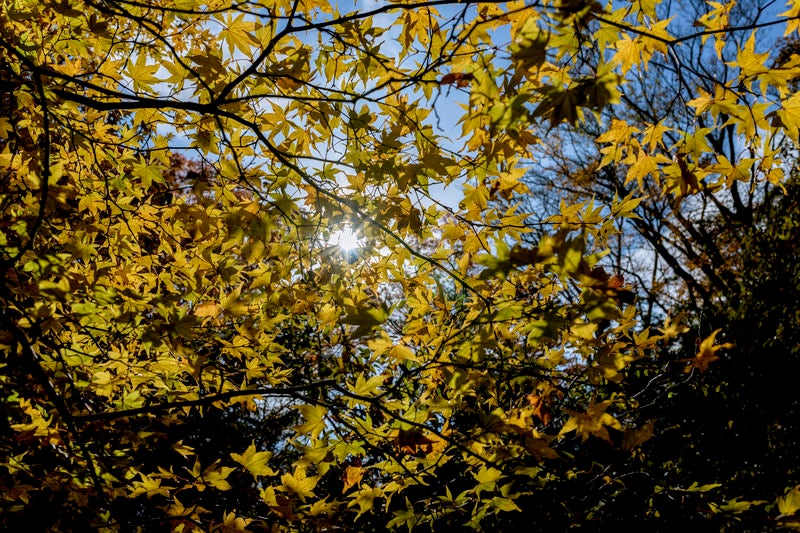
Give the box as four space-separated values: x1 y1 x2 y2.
330 227 361 252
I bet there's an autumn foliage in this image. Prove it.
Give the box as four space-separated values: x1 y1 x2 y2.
1 0 800 530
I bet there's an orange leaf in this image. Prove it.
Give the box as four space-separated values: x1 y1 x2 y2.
608 274 625 289
687 329 733 372
342 465 364 493
526 393 552 425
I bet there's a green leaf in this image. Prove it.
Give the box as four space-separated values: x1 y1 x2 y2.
474 467 503 495
491 496 522 512
684 482 722 493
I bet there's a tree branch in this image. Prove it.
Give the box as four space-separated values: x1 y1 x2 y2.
74 380 337 422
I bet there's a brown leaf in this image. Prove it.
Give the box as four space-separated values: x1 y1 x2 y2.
622 420 655 451
440 72 474 87
675 153 701 197
526 393 553 425
608 274 625 289
393 429 436 456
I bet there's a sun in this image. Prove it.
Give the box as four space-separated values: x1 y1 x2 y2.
329 227 361 252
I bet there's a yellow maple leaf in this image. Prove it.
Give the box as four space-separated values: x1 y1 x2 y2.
777 93 800 139
560 400 622 442
126 54 161 93
220 13 260 56
130 473 171 499
348 486 384 519
613 36 641 71
730 32 768 78
342 465 364 493
281 466 318 501
294 404 327 437
204 464 236 491
778 486 800 517
194 302 221 318
231 442 275 478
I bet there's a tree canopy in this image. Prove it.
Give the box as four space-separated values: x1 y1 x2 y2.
1 0 800 530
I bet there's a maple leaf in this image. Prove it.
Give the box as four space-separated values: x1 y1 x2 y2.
130 474 171 499
729 32 769 78
341 465 364 493
613 36 642 71
204 465 236 491
349 486 384 519
687 329 734 372
525 393 553 425
231 442 275 478
294 404 327 437
778 486 800 517
281 466 318 502
219 13 260 55
621 420 656 451
393 428 437 456
126 54 161 92
440 72 474 87
560 400 622 442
